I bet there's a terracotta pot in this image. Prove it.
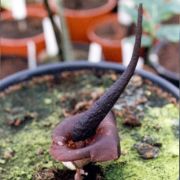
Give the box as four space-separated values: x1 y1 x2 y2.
28 2 45 10
0 6 47 57
88 14 149 63
50 0 117 42
88 14 128 63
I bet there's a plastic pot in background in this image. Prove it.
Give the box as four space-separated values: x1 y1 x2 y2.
149 41 180 87
50 0 117 42
0 6 47 58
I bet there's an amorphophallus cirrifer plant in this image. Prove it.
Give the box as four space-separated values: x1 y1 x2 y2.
50 4 142 180
51 111 119 179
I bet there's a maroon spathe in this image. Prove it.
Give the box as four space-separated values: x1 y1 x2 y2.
50 112 120 162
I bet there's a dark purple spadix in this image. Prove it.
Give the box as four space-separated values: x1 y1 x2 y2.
71 4 143 142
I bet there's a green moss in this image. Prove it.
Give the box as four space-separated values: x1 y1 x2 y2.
103 104 179 180
0 111 63 180
0 72 179 180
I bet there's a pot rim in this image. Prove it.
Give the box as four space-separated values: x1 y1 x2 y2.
87 14 128 47
51 0 116 17
0 6 46 44
0 61 179 99
149 41 180 81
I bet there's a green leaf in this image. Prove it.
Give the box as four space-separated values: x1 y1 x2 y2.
120 0 180 43
124 34 153 47
157 25 180 42
122 0 180 23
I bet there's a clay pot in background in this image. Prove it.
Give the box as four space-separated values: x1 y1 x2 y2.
88 14 134 63
0 6 47 58
27 2 45 10
149 41 180 87
50 0 117 42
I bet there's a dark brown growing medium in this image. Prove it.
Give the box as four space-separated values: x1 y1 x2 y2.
71 4 143 142
0 18 42 39
63 0 108 10
95 20 134 41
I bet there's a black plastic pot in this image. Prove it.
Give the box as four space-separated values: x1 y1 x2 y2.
0 61 179 99
149 41 180 87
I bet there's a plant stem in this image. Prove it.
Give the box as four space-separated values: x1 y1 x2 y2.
72 4 143 142
43 0 63 61
56 0 75 61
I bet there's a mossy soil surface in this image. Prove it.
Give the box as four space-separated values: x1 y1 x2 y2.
0 70 179 180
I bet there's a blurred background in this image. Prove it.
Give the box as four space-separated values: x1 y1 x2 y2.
0 0 179 86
